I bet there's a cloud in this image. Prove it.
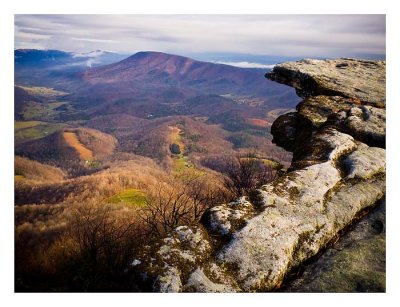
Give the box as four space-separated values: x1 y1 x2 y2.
71 38 119 44
14 15 385 59
215 61 275 69
72 50 105 58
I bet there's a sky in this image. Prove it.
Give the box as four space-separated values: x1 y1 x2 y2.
15 14 386 64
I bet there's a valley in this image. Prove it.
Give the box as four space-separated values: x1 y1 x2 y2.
14 50 296 177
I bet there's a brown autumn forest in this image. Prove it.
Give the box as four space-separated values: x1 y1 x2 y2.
14 50 298 291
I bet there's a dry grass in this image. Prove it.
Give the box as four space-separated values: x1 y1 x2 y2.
246 118 271 128
63 131 94 161
15 120 44 129
168 126 185 153
18 85 67 98
75 128 117 160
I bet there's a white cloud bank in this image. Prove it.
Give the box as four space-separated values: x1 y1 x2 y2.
215 61 275 69
14 15 385 59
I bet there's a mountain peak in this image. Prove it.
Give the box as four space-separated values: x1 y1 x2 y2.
128 51 188 60
79 51 276 92
124 51 196 67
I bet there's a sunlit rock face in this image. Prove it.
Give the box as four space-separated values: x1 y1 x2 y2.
142 58 386 292
267 58 385 107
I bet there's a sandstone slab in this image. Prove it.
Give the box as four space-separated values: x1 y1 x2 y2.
268 58 386 107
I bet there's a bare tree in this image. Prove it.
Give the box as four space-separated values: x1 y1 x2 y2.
65 203 144 290
139 183 193 237
180 172 229 220
221 153 276 198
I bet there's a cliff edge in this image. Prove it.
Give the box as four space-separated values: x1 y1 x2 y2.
138 58 386 292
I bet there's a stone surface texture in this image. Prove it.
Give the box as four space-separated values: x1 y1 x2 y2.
267 58 386 107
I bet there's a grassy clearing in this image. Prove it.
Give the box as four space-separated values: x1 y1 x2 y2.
21 101 72 120
106 189 147 207
18 85 67 98
63 131 93 160
169 126 197 173
19 97 74 122
172 155 192 172
21 102 51 120
15 121 44 129
239 157 282 170
15 121 65 142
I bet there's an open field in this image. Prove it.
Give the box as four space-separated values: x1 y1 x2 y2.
21 101 74 121
18 85 67 99
15 120 43 129
63 131 94 160
15 121 66 142
106 188 147 207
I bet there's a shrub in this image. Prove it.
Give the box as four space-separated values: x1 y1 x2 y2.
170 143 181 155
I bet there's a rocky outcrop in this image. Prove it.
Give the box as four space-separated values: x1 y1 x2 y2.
267 58 385 107
269 59 386 148
140 58 386 292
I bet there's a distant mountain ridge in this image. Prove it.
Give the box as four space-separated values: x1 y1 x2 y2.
78 50 297 101
14 49 299 124
83 51 264 85
15 49 128 68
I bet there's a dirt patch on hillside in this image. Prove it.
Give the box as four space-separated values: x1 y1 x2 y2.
63 131 93 161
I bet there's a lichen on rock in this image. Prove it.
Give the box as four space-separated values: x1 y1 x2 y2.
201 196 256 236
343 146 386 179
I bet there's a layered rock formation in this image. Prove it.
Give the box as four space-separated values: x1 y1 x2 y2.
139 58 386 292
